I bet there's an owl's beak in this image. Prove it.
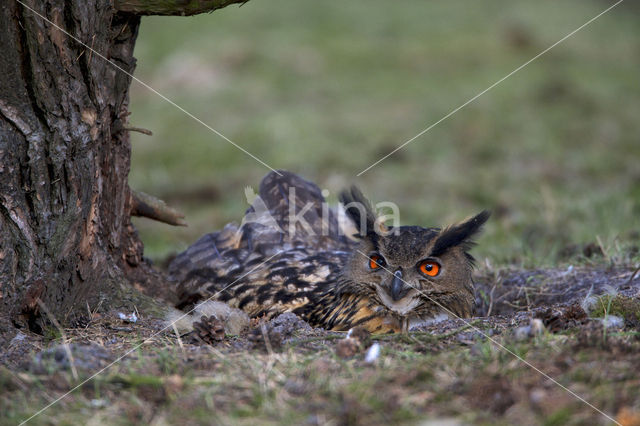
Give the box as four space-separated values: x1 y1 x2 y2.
390 269 409 301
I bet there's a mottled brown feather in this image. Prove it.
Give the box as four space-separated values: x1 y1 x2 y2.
170 171 487 333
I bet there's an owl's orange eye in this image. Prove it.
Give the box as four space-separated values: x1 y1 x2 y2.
418 260 440 277
368 254 386 270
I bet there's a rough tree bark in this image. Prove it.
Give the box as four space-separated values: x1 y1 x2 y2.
0 0 243 333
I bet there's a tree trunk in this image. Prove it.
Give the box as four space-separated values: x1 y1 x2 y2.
0 0 143 332
0 0 242 333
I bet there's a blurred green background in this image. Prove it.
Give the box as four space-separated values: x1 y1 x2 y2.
129 0 640 267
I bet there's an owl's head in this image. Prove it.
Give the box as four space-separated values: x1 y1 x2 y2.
337 187 490 327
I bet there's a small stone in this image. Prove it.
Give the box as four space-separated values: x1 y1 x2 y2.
268 312 313 338
514 326 531 341
513 319 545 341
90 399 108 408
9 332 26 346
225 310 250 335
284 379 307 394
29 343 112 374
529 388 546 406
530 318 545 336
247 325 282 352
164 374 184 395
117 312 138 323
602 315 624 330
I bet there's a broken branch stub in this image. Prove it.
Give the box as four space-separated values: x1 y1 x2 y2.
130 189 187 227
114 0 247 16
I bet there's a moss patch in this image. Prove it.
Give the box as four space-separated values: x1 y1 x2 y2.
590 295 640 324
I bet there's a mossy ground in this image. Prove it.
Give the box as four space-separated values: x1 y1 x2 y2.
2 263 640 425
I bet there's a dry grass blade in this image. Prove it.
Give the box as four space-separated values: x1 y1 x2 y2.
36 299 79 382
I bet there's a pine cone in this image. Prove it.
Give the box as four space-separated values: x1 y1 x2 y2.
335 327 372 359
193 315 225 345
348 326 372 348
335 337 360 359
247 325 282 352
536 304 588 333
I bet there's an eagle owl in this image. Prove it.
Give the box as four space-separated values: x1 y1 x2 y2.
169 171 489 333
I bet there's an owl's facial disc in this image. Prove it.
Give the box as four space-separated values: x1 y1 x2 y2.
367 250 439 296
339 203 489 325
366 252 421 313
376 286 421 315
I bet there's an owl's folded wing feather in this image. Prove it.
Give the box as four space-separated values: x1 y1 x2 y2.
248 170 351 251
170 170 353 313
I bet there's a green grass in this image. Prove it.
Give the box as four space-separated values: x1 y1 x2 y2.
5 328 639 425
128 0 640 265
6 6 640 425
590 294 640 321
7 6 640 420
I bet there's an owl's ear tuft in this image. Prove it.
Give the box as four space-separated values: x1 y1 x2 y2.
339 186 378 237
431 210 490 258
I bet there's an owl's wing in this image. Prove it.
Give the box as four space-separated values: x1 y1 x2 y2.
169 170 353 313
245 170 351 251
168 223 242 286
